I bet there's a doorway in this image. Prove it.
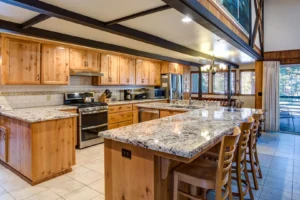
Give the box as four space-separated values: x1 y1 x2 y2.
279 65 300 133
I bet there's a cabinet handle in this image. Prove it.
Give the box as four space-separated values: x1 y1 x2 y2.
66 76 69 81
37 74 40 80
3 133 5 140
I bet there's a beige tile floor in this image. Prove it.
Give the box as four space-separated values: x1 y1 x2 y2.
0 132 299 200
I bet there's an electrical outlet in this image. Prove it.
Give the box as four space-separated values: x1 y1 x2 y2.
122 148 131 159
47 95 51 101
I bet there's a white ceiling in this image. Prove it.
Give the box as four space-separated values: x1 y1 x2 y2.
33 18 201 64
40 0 166 22
0 2 39 23
0 0 256 65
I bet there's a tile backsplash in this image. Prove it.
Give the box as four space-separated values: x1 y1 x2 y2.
0 76 155 109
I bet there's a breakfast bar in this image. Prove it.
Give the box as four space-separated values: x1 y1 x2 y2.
100 104 257 200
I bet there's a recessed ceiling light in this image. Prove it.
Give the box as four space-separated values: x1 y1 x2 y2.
182 16 192 23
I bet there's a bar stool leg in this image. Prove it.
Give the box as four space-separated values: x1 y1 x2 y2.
173 173 179 200
254 144 263 178
244 160 254 200
249 147 259 190
228 169 233 200
236 164 244 200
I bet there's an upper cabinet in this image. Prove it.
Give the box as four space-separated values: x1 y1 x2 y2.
2 38 41 85
161 62 183 75
149 61 161 86
119 56 135 85
135 60 150 85
93 54 119 85
41 44 70 85
69 48 100 71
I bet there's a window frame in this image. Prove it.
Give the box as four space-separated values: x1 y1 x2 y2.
239 69 255 96
212 70 237 95
190 71 209 94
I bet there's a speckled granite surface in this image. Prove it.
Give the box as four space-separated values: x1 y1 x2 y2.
136 102 205 111
0 105 78 123
99 106 257 158
107 98 167 106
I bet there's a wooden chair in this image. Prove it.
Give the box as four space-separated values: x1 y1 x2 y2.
231 120 254 200
246 115 263 190
173 127 241 200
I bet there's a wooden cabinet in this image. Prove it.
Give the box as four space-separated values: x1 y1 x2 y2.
69 48 100 71
108 121 132 130
159 110 186 118
161 62 183 75
149 61 161 86
41 44 70 85
2 38 41 85
182 65 191 100
93 54 119 85
109 104 132 113
0 126 7 162
136 60 150 85
132 110 139 124
108 104 132 130
119 56 135 85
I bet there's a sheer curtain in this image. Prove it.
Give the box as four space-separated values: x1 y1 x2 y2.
262 61 280 131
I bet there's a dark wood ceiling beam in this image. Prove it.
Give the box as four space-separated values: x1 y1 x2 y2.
162 0 263 60
0 19 202 67
0 0 238 68
105 5 171 25
21 14 50 29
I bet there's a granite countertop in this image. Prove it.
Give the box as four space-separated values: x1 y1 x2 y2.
0 105 78 123
107 98 167 106
99 106 257 159
136 102 204 111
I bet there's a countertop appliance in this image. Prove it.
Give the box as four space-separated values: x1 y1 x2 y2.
161 74 183 101
124 89 133 100
64 92 108 149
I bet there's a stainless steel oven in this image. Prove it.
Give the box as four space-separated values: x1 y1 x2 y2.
79 110 108 148
64 92 108 149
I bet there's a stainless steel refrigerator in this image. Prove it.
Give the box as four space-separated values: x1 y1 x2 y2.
161 74 183 101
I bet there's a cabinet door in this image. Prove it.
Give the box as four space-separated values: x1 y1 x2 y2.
100 54 110 84
86 51 100 71
69 48 85 70
0 126 7 162
135 60 143 85
41 45 69 85
149 61 161 86
120 56 135 85
109 55 120 84
3 38 40 85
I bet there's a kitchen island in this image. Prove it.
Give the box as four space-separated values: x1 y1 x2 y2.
0 105 78 185
100 103 257 200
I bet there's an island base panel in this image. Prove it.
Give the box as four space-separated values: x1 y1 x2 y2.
104 139 192 200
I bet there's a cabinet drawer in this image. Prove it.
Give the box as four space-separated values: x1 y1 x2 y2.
108 111 133 124
108 104 132 113
108 120 132 130
61 109 77 113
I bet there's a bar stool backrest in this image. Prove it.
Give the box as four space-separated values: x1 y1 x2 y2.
216 127 241 195
238 122 254 161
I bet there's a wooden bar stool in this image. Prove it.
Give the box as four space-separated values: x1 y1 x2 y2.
231 120 254 200
173 127 241 200
246 115 263 190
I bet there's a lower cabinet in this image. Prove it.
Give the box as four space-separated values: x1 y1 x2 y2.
159 110 186 118
0 116 76 184
108 104 133 130
0 125 7 162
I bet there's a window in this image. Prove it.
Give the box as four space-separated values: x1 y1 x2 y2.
213 71 236 94
191 72 209 94
220 0 250 33
280 65 300 96
240 70 255 95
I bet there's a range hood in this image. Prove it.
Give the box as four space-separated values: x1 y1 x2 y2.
70 69 104 77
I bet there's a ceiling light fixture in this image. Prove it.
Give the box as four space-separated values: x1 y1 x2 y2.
182 16 192 23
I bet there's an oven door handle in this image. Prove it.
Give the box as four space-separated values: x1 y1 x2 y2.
81 110 108 115
82 124 108 130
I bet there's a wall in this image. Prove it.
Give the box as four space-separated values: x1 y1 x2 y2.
264 0 300 52
0 77 154 109
190 63 255 108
